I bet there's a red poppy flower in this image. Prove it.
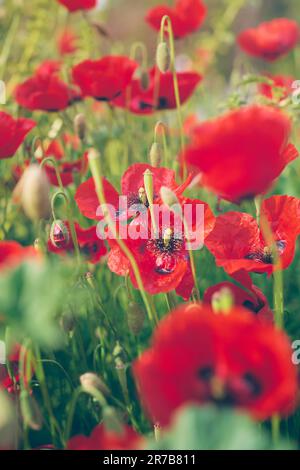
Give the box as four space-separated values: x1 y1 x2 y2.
67 424 143 450
15 62 81 112
259 74 295 101
183 105 298 203
0 241 37 271
57 0 97 12
134 303 297 425
107 199 214 299
38 136 88 187
0 112 35 160
72 56 138 101
48 222 107 264
205 195 300 276
0 344 31 394
57 29 78 55
237 18 300 61
75 163 188 221
113 67 202 115
203 281 273 323
146 0 207 39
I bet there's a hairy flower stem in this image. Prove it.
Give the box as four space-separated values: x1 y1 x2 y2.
88 151 158 327
255 197 284 443
159 16 186 179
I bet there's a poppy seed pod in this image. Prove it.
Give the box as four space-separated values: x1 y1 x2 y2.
74 113 86 141
212 287 234 314
149 142 162 167
80 372 110 397
156 41 171 73
50 219 70 249
127 301 145 335
18 165 51 222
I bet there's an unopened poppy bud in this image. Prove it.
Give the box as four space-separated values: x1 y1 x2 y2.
102 406 123 434
140 70 150 91
127 301 145 335
74 113 86 141
48 118 63 140
212 287 234 314
149 142 162 167
160 186 179 207
154 120 167 137
20 390 43 431
87 147 100 162
50 219 70 249
115 358 129 403
156 41 171 73
80 372 110 397
18 165 51 222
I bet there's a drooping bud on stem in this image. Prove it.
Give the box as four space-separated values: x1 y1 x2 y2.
156 41 171 73
50 219 70 249
13 165 51 222
74 114 87 141
149 142 162 167
160 186 179 208
127 301 146 335
80 372 110 397
115 357 129 405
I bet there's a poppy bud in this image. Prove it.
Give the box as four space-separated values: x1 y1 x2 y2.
74 113 86 141
149 142 162 167
160 186 179 207
212 287 234 314
154 120 168 137
48 118 63 140
17 165 51 222
156 41 171 73
80 372 110 397
140 69 150 91
127 301 145 335
115 357 129 403
50 219 70 249
20 390 43 431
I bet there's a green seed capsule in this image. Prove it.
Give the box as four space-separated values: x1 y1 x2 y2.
149 142 162 167
156 41 171 73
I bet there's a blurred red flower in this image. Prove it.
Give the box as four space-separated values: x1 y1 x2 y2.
57 0 97 12
72 56 138 101
113 67 202 115
205 195 300 276
134 303 297 425
15 61 81 112
75 163 188 220
0 344 31 394
238 18 300 61
183 105 298 202
57 29 78 55
0 112 35 160
108 199 214 299
38 136 88 187
67 424 143 450
48 222 107 264
0 241 37 271
203 281 273 323
146 0 207 39
259 74 295 101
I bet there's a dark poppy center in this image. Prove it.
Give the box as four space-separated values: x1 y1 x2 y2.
245 240 286 264
147 232 184 275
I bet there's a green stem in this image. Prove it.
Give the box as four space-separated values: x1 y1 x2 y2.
88 151 157 326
